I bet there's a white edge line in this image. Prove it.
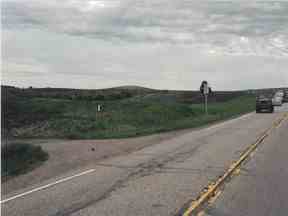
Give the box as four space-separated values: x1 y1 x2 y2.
206 112 254 131
1 169 95 204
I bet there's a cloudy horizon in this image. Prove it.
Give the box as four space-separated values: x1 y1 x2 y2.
2 0 288 90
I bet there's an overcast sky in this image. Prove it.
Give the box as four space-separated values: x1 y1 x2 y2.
2 0 288 90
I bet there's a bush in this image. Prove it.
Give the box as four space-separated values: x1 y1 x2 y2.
1 143 49 177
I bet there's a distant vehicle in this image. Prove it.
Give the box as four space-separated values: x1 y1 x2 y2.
275 90 284 98
256 96 274 113
283 91 288 103
272 96 283 106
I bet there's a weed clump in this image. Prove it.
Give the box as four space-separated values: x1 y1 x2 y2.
1 143 49 177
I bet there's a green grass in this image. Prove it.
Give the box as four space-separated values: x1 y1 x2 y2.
4 95 255 139
1 143 49 178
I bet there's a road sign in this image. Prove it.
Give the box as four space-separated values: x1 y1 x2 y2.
200 81 212 115
200 81 209 95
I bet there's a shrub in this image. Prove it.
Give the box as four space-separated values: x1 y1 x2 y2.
1 143 49 177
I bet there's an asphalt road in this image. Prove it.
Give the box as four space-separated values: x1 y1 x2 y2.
204 104 288 216
2 104 288 216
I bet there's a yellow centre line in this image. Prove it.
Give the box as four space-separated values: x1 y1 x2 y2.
182 113 288 216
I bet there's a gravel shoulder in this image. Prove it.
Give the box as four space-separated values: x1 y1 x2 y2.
1 128 192 195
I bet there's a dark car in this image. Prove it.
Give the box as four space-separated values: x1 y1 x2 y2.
283 91 288 103
256 97 274 113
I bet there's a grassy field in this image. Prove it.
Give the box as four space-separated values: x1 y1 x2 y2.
2 87 256 139
1 143 49 178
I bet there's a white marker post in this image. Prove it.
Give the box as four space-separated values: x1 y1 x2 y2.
97 104 102 112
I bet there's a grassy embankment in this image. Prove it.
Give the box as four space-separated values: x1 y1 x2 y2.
1 143 49 178
5 94 255 139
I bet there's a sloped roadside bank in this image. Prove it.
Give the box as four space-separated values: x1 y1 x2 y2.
3 91 255 139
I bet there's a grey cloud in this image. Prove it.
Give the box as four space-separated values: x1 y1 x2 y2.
2 0 288 57
2 1 288 36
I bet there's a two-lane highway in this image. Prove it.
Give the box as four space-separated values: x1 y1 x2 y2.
2 104 288 216
204 104 288 216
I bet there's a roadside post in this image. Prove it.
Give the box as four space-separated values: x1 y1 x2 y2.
97 104 102 112
200 81 212 115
